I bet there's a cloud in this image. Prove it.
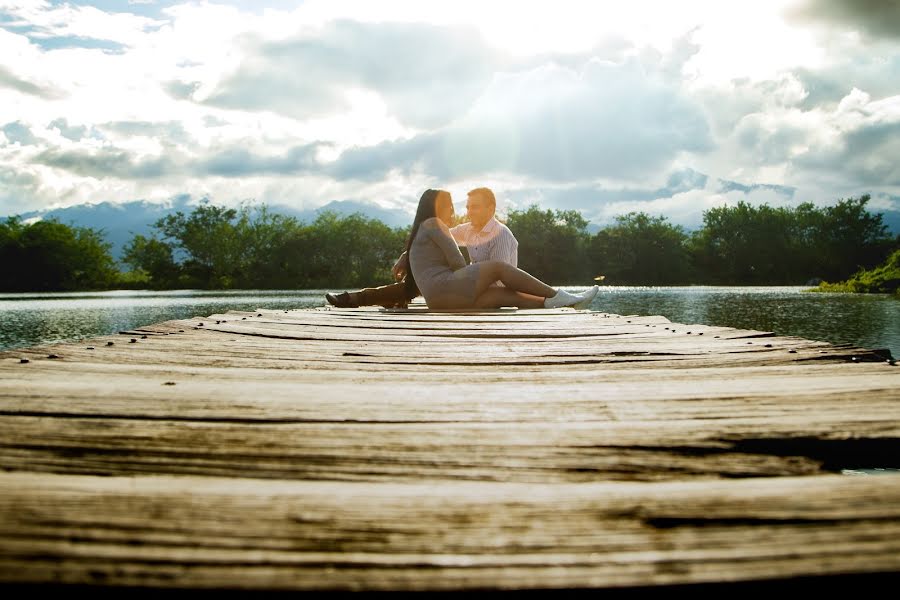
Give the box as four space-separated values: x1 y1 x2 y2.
0 163 40 188
0 164 41 216
1 120 37 145
787 0 900 40
202 115 228 127
793 52 900 109
0 64 59 97
203 19 500 128
717 179 796 197
689 81 900 198
732 112 809 166
497 167 709 217
34 147 177 179
328 57 713 182
796 119 900 186
1 1 897 227
688 74 812 149
48 118 89 141
0 1 166 47
199 143 321 177
326 133 440 181
665 168 709 194
28 134 322 180
164 79 200 100
790 89 900 187
0 28 67 98
584 176 804 230
97 119 189 143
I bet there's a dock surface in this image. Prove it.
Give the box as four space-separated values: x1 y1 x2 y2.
1 306 898 592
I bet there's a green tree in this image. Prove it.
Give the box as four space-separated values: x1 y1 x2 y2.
689 201 799 284
122 234 180 288
591 213 693 284
506 205 592 284
815 195 891 281
232 205 305 288
0 217 117 291
153 203 244 288
293 211 408 288
689 196 892 284
146 202 310 288
127 203 408 289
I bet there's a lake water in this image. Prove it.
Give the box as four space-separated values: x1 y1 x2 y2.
0 287 898 358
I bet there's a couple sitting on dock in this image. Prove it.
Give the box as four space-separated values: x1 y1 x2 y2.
325 187 599 310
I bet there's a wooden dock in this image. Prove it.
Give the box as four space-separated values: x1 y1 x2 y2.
1 305 898 593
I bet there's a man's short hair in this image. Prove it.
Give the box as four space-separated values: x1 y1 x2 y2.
468 187 496 209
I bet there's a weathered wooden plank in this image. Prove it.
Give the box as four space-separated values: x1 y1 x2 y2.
1 472 898 590
1 412 896 481
4 327 881 372
2 358 897 421
170 310 773 339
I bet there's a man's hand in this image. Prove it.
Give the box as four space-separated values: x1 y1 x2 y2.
391 251 409 281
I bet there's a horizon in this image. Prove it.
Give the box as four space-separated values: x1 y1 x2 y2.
6 192 900 235
2 1 899 228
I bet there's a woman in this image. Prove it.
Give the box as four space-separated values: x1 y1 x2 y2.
407 189 598 309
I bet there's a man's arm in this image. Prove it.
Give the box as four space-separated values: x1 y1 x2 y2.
480 226 517 287
491 226 519 268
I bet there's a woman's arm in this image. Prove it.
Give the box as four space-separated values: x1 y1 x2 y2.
391 251 409 280
422 218 466 271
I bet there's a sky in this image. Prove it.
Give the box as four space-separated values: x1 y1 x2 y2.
1 0 899 227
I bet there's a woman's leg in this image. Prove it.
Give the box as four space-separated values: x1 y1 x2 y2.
474 261 556 299
473 287 545 309
326 281 410 308
358 281 410 307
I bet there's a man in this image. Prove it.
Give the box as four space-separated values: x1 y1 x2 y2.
325 187 518 308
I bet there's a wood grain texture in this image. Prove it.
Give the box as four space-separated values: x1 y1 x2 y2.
0 305 898 591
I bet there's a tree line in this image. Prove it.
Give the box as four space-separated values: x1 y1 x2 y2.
512 195 896 286
1 195 897 292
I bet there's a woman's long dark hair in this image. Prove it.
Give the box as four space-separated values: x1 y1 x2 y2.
403 189 443 299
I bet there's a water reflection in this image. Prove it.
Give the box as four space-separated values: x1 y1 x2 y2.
0 289 326 351
586 286 899 356
1 287 898 356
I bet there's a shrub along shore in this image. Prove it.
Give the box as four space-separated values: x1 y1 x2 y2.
813 249 900 296
1 195 897 293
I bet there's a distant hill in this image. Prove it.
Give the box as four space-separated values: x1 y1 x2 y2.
6 198 898 262
882 210 900 237
307 200 412 229
10 198 413 260
15 197 193 261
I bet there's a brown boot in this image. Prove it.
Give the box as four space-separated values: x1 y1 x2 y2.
325 292 359 308
358 282 409 308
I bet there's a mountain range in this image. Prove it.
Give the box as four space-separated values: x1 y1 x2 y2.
6 197 899 261
11 197 413 260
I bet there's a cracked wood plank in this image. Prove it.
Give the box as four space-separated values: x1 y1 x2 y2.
0 472 899 590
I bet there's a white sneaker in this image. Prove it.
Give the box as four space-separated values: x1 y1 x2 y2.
573 285 599 310
544 289 579 308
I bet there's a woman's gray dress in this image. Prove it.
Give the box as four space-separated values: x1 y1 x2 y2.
409 218 483 308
